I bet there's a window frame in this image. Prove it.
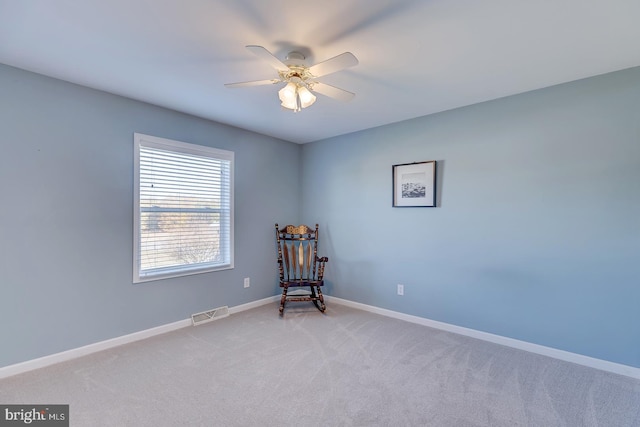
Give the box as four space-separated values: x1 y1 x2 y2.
133 133 234 283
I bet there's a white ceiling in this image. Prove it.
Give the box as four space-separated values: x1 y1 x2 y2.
1 1 640 144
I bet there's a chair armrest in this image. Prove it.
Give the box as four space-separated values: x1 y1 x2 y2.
315 256 328 280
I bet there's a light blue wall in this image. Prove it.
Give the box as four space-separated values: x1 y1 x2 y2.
302 67 640 367
2 62 639 370
0 64 301 367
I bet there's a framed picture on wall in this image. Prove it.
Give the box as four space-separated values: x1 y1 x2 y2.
392 161 436 207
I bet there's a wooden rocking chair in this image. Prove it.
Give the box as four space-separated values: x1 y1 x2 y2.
275 224 328 315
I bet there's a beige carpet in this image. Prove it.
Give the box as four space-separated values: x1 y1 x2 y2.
1 303 639 426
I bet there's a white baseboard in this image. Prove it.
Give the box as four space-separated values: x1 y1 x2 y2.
0 295 279 380
4 295 637 380
325 296 640 380
228 295 280 315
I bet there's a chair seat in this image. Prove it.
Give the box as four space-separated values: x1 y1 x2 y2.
286 289 312 296
280 279 324 287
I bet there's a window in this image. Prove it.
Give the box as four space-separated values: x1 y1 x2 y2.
133 133 234 282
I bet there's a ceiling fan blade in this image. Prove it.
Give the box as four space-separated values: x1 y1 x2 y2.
224 79 281 88
311 82 355 102
308 52 358 78
246 45 289 72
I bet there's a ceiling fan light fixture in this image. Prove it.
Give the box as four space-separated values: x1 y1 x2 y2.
278 82 315 112
280 98 298 111
278 82 297 103
297 86 316 109
278 82 299 111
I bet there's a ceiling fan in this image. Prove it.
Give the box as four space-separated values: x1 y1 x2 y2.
225 45 359 112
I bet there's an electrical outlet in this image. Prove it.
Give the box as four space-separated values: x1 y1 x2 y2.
244 277 250 288
397 284 404 296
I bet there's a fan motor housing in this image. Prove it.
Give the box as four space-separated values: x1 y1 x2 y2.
285 51 306 65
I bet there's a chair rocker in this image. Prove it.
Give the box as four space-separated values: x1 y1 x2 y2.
275 223 328 315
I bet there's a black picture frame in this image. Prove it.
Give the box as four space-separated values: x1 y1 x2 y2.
392 161 436 207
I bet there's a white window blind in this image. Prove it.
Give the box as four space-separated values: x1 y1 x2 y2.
134 133 234 282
